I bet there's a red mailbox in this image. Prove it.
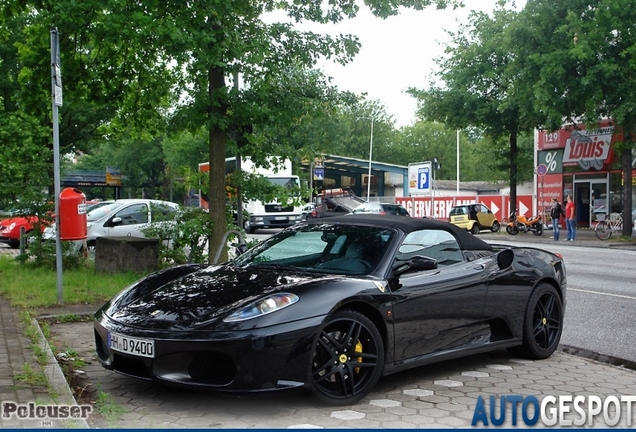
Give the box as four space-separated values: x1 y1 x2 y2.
59 188 87 240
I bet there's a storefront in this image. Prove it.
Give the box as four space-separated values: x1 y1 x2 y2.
537 121 635 228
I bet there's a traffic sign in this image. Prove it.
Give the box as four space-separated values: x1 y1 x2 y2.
408 161 432 196
536 164 548 176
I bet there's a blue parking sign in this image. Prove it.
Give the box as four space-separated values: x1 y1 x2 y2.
418 167 430 190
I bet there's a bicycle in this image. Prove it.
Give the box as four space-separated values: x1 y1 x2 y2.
594 214 623 240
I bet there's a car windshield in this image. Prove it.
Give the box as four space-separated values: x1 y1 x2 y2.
86 202 125 221
232 224 396 276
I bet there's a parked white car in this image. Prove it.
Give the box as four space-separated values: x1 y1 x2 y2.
44 199 180 251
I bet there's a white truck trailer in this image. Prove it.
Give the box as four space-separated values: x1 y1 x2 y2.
199 157 303 233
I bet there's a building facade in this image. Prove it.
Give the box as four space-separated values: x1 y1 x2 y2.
536 121 636 228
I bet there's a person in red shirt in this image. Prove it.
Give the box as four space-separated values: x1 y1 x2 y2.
565 195 576 241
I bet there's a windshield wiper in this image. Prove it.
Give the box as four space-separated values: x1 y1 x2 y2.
246 263 302 272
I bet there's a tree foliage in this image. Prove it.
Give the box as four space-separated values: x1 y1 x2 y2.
514 0 636 234
410 3 536 211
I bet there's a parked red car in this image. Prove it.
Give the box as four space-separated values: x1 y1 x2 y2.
0 214 48 248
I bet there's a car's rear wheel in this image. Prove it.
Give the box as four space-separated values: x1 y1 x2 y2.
470 223 480 235
509 283 563 359
491 221 501 232
309 310 384 405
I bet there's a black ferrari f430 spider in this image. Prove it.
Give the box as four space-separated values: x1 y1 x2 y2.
94 215 567 405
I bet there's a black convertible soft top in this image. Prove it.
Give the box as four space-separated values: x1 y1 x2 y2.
307 214 493 251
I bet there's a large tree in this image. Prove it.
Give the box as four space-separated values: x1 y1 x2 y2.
3 0 460 260
514 0 636 235
410 3 540 216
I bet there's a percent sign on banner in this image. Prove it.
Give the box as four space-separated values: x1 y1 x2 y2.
544 151 559 172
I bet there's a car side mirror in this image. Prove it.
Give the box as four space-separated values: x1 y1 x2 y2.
235 244 248 255
111 216 122 225
393 255 438 276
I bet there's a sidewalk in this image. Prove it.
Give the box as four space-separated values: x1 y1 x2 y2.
4 300 636 428
0 297 85 428
479 226 636 249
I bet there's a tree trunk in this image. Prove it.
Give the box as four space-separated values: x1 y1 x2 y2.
208 66 228 263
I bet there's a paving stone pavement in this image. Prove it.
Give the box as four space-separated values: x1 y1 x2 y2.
2 233 636 429
0 301 634 429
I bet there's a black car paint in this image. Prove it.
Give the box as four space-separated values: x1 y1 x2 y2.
94 214 566 401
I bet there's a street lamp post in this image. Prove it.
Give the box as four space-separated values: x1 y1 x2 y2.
367 117 374 201
357 116 374 201
431 157 441 218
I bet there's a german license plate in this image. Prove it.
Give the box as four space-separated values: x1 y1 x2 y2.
107 332 155 358
455 216 465 221
274 216 287 220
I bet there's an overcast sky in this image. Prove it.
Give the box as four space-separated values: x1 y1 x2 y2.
282 0 526 127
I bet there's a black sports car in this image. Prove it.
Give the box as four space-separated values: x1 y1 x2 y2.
94 215 567 405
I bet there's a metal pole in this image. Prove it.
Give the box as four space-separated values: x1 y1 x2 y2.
234 72 243 230
309 160 314 198
367 117 374 201
431 168 435 219
456 130 460 195
50 28 63 304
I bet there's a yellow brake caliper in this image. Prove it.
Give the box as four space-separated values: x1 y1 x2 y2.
354 340 363 373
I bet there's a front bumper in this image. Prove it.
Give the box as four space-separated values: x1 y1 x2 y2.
248 215 302 229
94 314 325 393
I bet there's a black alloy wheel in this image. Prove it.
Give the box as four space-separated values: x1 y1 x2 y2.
532 223 543 236
309 310 384 405
506 224 519 235
510 283 563 359
491 221 501 233
470 224 480 235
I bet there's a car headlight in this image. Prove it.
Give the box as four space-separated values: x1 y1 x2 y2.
8 223 16 232
224 293 299 322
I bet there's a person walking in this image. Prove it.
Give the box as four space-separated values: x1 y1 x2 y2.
550 197 566 241
565 195 576 241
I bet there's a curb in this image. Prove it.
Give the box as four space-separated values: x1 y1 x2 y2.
32 318 89 429
559 344 636 372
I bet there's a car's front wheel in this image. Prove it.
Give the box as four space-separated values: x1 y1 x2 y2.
309 310 384 405
243 220 255 234
491 221 501 232
510 283 563 359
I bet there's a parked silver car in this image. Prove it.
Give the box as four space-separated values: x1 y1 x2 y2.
44 199 180 252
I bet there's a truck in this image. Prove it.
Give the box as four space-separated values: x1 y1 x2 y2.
198 157 304 234
307 188 365 219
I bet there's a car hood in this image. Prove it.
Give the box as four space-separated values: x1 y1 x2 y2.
0 216 32 227
104 265 334 330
